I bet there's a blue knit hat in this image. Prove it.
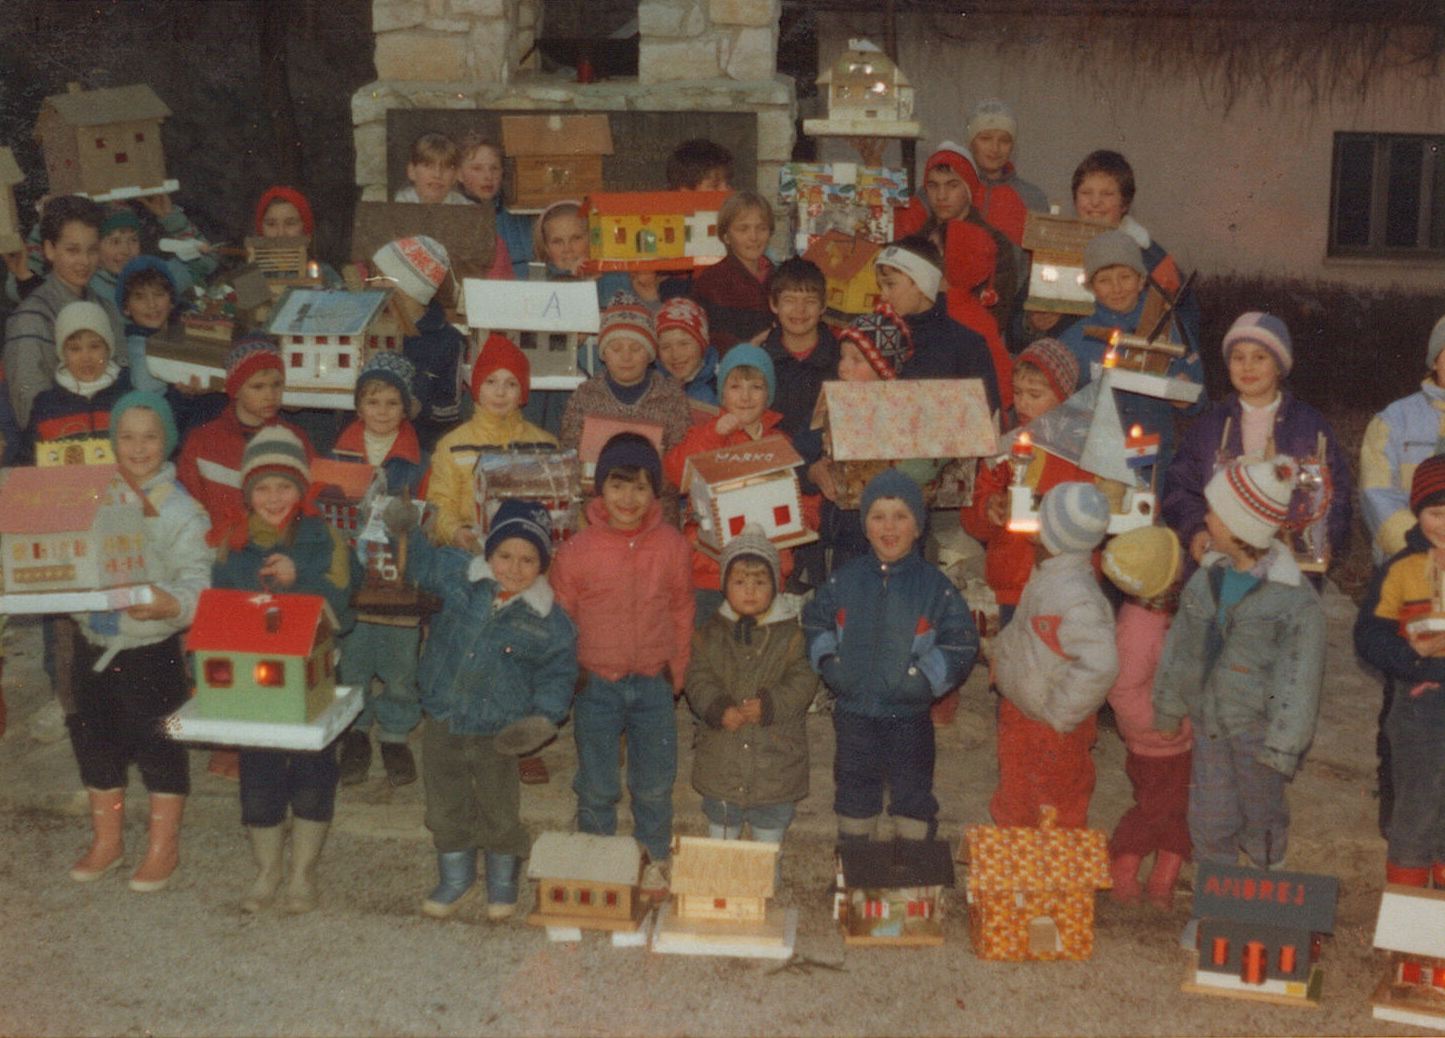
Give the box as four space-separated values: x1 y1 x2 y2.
116 255 176 312
1222 311 1292 376
355 351 420 419
109 390 179 458
485 499 553 571
859 468 926 534
594 431 662 496
716 342 776 405
1038 482 1111 555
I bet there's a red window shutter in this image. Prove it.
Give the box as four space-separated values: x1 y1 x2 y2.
713 898 727 910
772 504 791 526
114 152 128 164
728 514 746 536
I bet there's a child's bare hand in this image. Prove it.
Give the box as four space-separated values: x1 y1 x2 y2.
1407 630 1445 659
172 375 206 397
983 491 1007 528
1156 726 1182 741
807 458 837 502
721 705 746 732
125 586 180 621
454 527 482 553
138 194 173 217
715 412 742 437
1189 528 1212 563
740 696 763 724
3 250 30 282
259 553 297 589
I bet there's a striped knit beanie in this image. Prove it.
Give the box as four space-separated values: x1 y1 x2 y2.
224 333 283 397
1410 454 1445 515
1015 337 1079 401
839 306 912 380
372 235 450 306
654 296 708 354
1038 481 1111 556
355 350 420 418
484 498 553 571
241 426 310 502
1222 311 1293 376
1204 455 1297 549
720 522 781 593
598 301 657 361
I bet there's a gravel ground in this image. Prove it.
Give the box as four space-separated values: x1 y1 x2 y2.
0 587 1423 1037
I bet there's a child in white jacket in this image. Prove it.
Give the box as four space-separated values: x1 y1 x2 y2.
991 482 1117 828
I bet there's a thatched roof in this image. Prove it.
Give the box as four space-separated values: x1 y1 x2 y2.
669 836 777 898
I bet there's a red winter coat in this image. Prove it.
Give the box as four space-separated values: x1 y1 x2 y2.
176 404 315 527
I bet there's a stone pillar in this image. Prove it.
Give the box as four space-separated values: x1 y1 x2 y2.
638 0 780 85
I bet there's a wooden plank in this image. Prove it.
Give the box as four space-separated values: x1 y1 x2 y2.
525 903 648 933
841 929 945 947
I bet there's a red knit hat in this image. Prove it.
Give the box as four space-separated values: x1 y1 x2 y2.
839 305 913 380
470 333 530 406
224 334 284 397
253 186 314 236
1204 455 1297 550
1015 338 1079 403
1411 454 1445 515
654 296 708 354
924 141 974 182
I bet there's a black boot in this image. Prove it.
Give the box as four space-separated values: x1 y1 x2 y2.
338 729 372 786
381 742 417 787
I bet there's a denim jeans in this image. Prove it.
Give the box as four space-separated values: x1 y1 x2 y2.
573 673 677 862
1189 726 1289 868
701 797 796 840
832 708 937 832
341 621 422 742
239 747 339 827
1386 680 1445 867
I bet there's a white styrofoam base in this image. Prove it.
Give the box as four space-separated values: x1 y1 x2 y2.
611 912 654 947
649 903 796 960
0 584 153 615
545 926 583 942
83 179 180 203
1104 367 1204 403
164 685 362 751
1373 1004 1445 1031
530 376 586 391
143 356 224 392
803 117 921 138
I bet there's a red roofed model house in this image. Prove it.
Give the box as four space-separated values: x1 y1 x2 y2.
680 436 817 557
582 191 729 272
188 589 339 725
34 82 177 201
0 465 152 612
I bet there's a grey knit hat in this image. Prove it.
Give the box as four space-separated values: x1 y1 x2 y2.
241 425 310 502
355 350 420 419
720 522 781 592
1083 230 1145 281
1428 315 1445 369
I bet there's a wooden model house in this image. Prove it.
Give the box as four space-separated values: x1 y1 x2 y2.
1183 861 1338 1006
680 437 817 557
803 231 883 316
581 191 730 272
34 83 177 201
1372 885 1445 1030
964 806 1112 961
246 236 322 296
0 465 151 612
653 836 795 959
816 40 914 122
1020 213 1108 316
463 277 599 382
187 589 339 725
816 379 997 509
36 436 114 468
501 114 613 210
833 838 954 946
474 449 584 547
0 147 24 253
526 832 645 932
264 287 393 404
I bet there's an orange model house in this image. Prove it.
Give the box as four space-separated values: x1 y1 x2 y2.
581 191 730 271
803 231 882 316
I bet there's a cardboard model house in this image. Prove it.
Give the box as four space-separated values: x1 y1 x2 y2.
34 82 177 201
581 191 730 272
833 838 954 946
802 231 883 316
474 449 584 546
817 379 997 509
1020 213 1108 316
311 458 379 555
35 435 114 468
1372 884 1445 1030
816 40 915 123
964 806 1112 961
1183 861 1338 1005
188 589 339 725
501 113 613 211
0 465 151 612
264 287 393 402
463 277 600 382
0 147 25 254
680 436 816 557
653 836 794 959
526 831 645 931
780 163 908 253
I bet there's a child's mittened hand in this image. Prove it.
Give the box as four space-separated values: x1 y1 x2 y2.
984 491 1007 528
125 586 180 621
715 412 742 437
454 527 482 553
259 553 297 589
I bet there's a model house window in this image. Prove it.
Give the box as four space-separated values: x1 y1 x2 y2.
205 658 233 687
1331 132 1445 256
254 660 285 687
579 889 592 906
291 353 303 367
134 131 145 143
114 152 127 164
605 890 618 907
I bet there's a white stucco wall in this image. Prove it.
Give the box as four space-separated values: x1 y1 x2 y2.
819 18 1445 292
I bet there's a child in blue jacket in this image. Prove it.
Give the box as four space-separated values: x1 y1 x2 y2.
803 469 978 842
410 500 578 920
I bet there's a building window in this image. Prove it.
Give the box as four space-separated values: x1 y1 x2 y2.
134 131 145 143
604 890 618 907
1331 132 1445 256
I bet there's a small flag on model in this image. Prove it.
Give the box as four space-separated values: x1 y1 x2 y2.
1124 424 1160 469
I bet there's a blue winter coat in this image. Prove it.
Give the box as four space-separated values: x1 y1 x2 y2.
409 534 578 736
802 549 977 718
211 514 357 636
897 295 1002 413
403 299 466 426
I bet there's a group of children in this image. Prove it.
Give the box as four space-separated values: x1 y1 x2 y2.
2 99 1399 928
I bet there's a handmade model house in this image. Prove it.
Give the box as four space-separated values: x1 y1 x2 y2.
0 147 24 253
311 458 379 554
780 163 907 252
1372 884 1445 1030
803 231 883 316
1020 213 1107 316
188 589 339 725
463 278 599 382
34 82 177 201
680 436 816 556
501 113 613 210
817 379 997 509
474 449 583 546
351 201 494 285
1184 861 1338 1005
245 236 321 295
0 465 150 610
834 838 954 946
653 836 795 959
35 436 115 467
581 191 730 272
964 806 1112 961
264 287 393 403
526 831 645 932
816 40 914 122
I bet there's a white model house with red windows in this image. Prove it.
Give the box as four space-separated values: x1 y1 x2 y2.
680 437 817 558
263 287 394 406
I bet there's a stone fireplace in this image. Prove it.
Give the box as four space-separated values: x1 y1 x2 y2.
354 0 796 211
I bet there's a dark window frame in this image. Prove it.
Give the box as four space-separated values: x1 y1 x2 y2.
1329 131 1445 258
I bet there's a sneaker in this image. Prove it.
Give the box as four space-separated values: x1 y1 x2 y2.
640 860 669 901
380 742 417 787
339 730 372 786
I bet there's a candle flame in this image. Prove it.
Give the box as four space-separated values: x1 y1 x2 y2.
1129 424 1143 439
1014 431 1032 450
1103 345 1118 368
